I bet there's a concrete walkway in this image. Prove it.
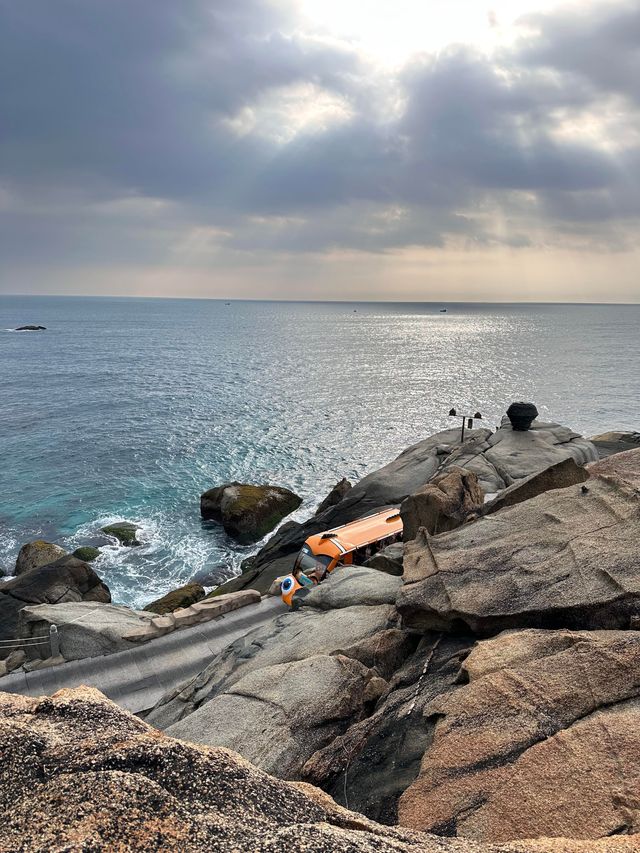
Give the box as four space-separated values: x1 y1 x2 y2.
0 597 285 714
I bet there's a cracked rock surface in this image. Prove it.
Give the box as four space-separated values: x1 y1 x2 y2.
398 458 640 635
398 628 640 842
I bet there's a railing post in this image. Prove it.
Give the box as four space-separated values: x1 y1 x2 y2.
49 624 59 658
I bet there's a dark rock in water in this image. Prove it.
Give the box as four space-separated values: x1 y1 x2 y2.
101 521 141 547
398 628 640 842
315 478 352 515
0 686 568 853
72 546 101 563
482 456 589 516
190 565 231 587
506 401 538 431
0 555 110 656
400 466 483 541
302 633 472 825
398 448 640 635
143 582 205 615
200 482 302 545
15 540 67 575
15 324 46 331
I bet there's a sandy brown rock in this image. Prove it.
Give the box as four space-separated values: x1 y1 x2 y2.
482 457 588 516
398 629 640 842
398 453 640 634
401 466 483 541
2 686 636 852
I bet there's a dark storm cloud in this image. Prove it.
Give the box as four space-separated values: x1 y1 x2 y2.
0 0 639 274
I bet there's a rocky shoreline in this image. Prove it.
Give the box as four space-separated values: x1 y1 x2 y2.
2 414 640 849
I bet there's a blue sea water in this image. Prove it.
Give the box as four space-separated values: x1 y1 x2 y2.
1 296 638 607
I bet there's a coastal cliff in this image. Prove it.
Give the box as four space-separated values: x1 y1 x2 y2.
2 418 640 850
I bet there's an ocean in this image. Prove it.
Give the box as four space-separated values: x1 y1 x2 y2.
1 296 638 607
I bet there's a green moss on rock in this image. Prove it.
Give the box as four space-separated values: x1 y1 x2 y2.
200 482 302 545
72 547 101 563
143 582 205 615
101 522 141 547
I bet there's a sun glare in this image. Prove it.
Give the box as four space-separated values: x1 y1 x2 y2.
298 0 568 64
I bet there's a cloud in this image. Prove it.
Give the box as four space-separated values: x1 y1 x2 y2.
0 0 639 288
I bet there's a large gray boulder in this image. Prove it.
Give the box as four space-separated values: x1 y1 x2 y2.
200 482 302 545
398 448 640 635
18 602 155 661
438 417 597 493
214 427 491 595
146 603 397 730
0 556 110 656
300 566 402 610
15 541 67 576
166 653 381 779
398 628 640 842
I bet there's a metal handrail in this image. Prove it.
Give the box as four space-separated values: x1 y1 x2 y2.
0 625 59 657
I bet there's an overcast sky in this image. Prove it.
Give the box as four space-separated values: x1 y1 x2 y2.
1 0 639 301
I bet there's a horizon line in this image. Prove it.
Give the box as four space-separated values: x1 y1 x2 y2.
2 293 640 306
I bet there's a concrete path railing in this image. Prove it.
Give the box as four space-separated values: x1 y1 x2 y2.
0 597 285 714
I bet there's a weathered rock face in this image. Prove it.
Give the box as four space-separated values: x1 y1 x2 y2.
143 582 205 615
302 632 474 825
166 653 383 779
300 566 402 610
482 457 589 516
398 450 640 635
398 628 640 843
200 481 302 545
315 477 353 514
364 542 404 576
17 602 155 661
439 418 597 493
0 556 110 656
14 540 67 576
101 521 141 546
215 427 491 595
401 467 484 541
147 603 397 730
4 687 626 853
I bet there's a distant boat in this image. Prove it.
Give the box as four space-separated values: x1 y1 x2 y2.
439 308 447 313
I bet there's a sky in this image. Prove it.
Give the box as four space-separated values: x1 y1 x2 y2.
1 0 639 302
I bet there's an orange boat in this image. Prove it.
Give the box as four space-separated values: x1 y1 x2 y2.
281 507 403 607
